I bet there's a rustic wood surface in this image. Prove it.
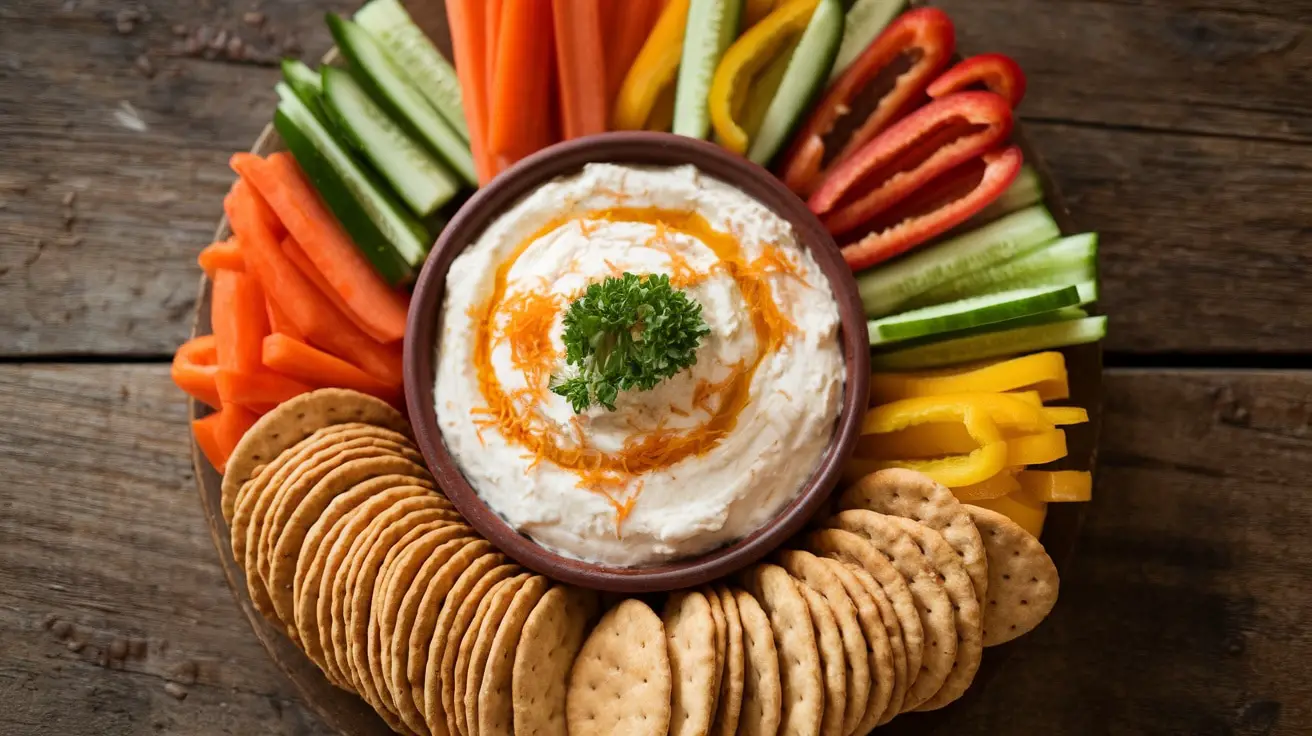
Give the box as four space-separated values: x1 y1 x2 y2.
1 0 1309 734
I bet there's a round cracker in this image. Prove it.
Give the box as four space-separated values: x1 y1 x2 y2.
838 468 989 604
740 564 823 736
733 588 781 736
474 575 550 736
711 586 745 736
429 563 520 736
701 585 727 717
798 584 846 736
511 585 599 736
819 557 905 727
965 505 1060 646
222 390 409 523
821 513 957 713
804 528 926 714
566 599 671 736
458 574 532 736
664 590 718 736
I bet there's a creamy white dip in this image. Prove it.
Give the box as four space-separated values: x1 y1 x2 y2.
435 163 843 567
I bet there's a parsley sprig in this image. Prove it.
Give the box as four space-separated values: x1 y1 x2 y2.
551 273 710 413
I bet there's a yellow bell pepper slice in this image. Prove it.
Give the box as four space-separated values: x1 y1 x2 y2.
952 469 1022 502
858 395 1007 487
1008 390 1043 407
970 492 1048 538
709 0 819 154
1006 429 1068 466
744 0 779 27
870 351 1069 404
1018 470 1092 502
857 392 1054 460
1042 406 1089 426
613 0 691 131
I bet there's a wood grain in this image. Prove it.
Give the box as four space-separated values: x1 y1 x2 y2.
3 365 1308 734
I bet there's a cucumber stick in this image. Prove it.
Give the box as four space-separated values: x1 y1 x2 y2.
748 0 845 166
353 0 469 142
275 82 427 280
321 66 459 218
905 232 1098 309
674 0 744 139
327 14 476 186
869 284 1082 346
829 0 904 82
871 316 1108 370
282 59 324 102
858 205 1061 318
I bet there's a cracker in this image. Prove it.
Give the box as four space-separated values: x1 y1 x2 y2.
430 563 520 736
804 528 926 714
710 586 744 736
566 599 671 736
798 584 846 736
732 589 780 736
511 585 599 736
222 389 410 522
474 576 549 736
966 505 1060 646
663 590 718 736
778 549 880 734
459 574 532 736
740 564 823 736
819 557 906 727
838 468 989 604
702 585 727 718
821 512 957 713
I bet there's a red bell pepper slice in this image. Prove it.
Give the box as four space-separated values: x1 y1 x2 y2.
838 145 1024 271
928 53 1028 108
810 91 1014 235
778 7 955 196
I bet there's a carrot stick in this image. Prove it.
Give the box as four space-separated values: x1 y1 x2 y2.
210 269 269 380
264 296 304 341
553 0 608 140
192 412 229 472
172 335 221 409
225 178 404 388
489 0 557 170
217 402 259 444
604 0 666 107
486 0 503 98
279 234 367 334
216 369 313 411
262 334 401 404
231 152 410 344
198 238 245 278
447 0 497 183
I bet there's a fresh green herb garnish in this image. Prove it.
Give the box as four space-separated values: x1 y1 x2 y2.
551 272 710 414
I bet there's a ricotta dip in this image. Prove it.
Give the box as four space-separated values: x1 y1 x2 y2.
435 163 844 567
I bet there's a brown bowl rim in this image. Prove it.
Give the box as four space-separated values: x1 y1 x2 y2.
403 131 870 593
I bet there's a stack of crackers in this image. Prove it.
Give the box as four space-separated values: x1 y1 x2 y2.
216 389 1059 736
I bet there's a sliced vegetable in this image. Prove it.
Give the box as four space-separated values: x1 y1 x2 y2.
738 47 797 145
971 163 1043 226
614 0 691 131
216 369 314 411
858 393 1008 487
486 0 502 97
1006 429 1067 466
327 14 477 186
172 335 221 409
444 0 495 182
192 412 229 472
231 152 410 343
604 0 667 107
870 351 1069 404
673 0 744 138
262 334 399 404
857 205 1061 317
1018 470 1093 502
743 0 777 27
870 315 1108 370
264 296 305 341
281 59 329 123
210 269 269 379
553 0 609 140
779 7 955 195
906 232 1096 309
1043 406 1089 426
273 85 423 283
198 238 244 277
928 53 1027 108
969 491 1047 538
829 0 905 82
951 469 1021 502
488 0 557 171
354 0 470 141
869 283 1080 346
747 0 845 166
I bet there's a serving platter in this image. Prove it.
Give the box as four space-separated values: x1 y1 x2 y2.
190 2 1102 733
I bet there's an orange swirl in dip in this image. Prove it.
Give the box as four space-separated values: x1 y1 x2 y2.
435 164 843 567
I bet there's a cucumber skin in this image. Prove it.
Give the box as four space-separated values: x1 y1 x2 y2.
906 232 1098 309
674 0 745 139
871 316 1108 370
281 59 333 125
871 285 1082 344
829 0 905 82
274 109 414 286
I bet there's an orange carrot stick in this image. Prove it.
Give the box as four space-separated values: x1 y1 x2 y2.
198 238 245 278
262 334 401 404
231 153 410 344
264 296 305 341
217 402 259 445
210 269 269 380
192 412 228 472
225 178 404 388
553 0 608 140
486 0 503 98
216 369 313 411
604 0 666 107
489 0 557 170
447 0 497 184
172 335 221 409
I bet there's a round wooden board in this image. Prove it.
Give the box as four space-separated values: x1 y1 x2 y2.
189 3 1101 734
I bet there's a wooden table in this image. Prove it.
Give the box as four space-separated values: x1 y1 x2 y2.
3 0 1310 733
